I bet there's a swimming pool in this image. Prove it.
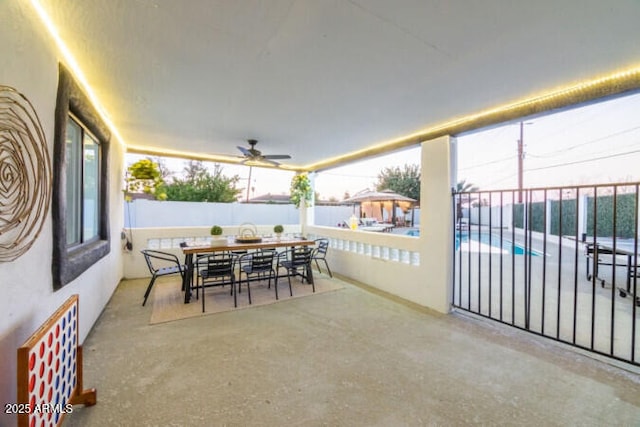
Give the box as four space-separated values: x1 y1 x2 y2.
455 232 541 256
404 229 540 256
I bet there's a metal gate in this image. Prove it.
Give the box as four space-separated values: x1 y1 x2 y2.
452 183 640 366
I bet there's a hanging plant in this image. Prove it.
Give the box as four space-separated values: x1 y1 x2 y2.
124 158 167 201
290 173 313 208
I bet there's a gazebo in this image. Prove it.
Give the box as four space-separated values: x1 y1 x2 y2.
343 189 417 226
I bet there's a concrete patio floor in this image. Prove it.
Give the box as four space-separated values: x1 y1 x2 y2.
63 275 640 426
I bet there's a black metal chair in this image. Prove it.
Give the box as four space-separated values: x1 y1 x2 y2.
238 250 277 303
197 253 236 312
277 246 314 295
140 249 185 306
312 238 332 278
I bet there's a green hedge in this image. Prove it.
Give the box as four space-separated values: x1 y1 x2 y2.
511 193 637 238
549 199 578 237
586 193 637 238
512 204 524 229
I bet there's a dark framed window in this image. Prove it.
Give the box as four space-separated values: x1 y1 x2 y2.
52 65 111 289
65 115 101 246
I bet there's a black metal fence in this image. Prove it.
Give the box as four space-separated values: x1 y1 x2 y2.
452 183 640 366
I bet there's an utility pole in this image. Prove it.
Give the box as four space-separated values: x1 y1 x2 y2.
245 166 253 202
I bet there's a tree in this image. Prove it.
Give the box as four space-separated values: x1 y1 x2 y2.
164 161 242 202
375 164 420 202
182 160 206 181
455 179 479 193
153 157 172 180
455 179 479 226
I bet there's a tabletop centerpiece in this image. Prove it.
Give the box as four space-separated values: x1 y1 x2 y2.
235 222 262 243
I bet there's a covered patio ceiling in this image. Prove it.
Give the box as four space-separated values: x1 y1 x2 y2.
32 1 640 171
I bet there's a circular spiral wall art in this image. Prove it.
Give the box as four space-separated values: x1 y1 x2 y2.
0 86 51 262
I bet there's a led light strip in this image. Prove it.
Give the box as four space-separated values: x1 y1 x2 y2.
28 0 125 148
305 67 640 172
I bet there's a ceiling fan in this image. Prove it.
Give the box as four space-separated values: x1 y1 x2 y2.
236 139 291 166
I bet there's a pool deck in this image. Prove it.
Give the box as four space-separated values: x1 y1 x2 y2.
453 226 640 365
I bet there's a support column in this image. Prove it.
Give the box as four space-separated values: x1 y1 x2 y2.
299 172 315 233
420 135 456 313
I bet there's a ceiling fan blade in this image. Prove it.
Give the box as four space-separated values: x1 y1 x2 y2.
262 154 291 160
241 157 281 167
237 146 252 157
261 158 282 166
235 140 288 166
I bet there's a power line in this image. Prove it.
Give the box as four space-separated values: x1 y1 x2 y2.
551 139 640 161
526 124 640 158
526 148 640 172
484 172 518 188
525 100 618 144
458 154 516 171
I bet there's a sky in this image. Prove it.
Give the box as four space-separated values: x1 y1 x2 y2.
126 91 640 200
456 91 640 191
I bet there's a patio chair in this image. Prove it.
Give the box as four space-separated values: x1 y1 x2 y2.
197 253 236 312
276 246 314 296
238 250 277 304
193 250 231 298
140 249 186 306
312 238 332 277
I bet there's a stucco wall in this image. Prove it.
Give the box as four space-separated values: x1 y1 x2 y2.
125 199 302 228
0 3 125 424
304 136 455 314
124 199 359 228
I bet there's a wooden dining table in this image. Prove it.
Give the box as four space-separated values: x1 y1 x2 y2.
180 237 316 303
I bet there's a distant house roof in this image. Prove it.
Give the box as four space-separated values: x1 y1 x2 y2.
248 193 291 204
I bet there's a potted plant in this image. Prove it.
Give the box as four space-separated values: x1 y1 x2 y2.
210 225 226 246
273 224 284 239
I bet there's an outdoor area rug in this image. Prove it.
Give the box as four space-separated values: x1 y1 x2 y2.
150 274 344 325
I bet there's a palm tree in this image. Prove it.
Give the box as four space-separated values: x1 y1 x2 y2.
455 179 478 226
455 179 479 193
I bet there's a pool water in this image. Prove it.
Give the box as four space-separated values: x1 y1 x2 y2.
404 229 539 256
455 232 540 256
